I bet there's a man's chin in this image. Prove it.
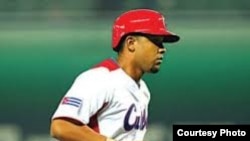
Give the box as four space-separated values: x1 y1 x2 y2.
150 67 160 73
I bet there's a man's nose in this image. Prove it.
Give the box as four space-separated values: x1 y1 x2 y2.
158 47 166 54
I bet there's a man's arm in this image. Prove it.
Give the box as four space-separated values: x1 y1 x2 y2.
50 118 114 141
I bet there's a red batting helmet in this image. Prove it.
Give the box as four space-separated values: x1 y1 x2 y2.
112 9 180 51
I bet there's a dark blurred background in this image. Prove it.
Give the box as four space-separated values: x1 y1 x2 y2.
0 0 250 141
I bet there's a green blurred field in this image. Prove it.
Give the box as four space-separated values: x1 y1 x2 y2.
0 19 249 134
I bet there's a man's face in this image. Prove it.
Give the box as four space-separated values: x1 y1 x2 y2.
134 35 166 73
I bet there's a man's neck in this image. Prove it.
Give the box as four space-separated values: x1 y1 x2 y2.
116 56 144 83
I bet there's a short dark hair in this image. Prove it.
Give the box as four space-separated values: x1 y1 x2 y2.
114 32 153 52
114 34 128 53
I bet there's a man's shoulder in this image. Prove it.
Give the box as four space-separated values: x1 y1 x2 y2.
75 58 120 83
76 67 111 82
93 58 119 72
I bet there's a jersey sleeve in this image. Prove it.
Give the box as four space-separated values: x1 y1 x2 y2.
51 68 111 124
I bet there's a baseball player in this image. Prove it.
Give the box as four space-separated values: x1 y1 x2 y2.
50 9 180 141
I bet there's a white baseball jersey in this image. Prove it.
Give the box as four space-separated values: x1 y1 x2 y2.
52 58 151 141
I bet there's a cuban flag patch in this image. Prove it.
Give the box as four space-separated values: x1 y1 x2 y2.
61 97 82 108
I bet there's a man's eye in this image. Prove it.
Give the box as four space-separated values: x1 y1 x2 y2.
157 42 164 48
151 39 164 47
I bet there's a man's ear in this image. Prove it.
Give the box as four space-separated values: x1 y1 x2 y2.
125 35 136 52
